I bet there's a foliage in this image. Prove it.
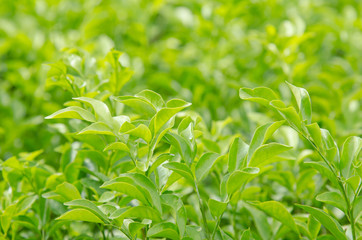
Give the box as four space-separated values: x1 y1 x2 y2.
0 0 361 240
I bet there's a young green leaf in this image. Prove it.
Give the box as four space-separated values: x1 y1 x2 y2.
195 152 220 181
56 209 103 223
163 162 195 185
340 136 361 178
239 87 279 106
151 99 191 134
247 120 285 163
165 132 193 165
208 199 227 218
226 167 259 196
270 100 303 130
228 137 248 173
315 192 346 212
112 206 162 222
45 106 96 122
64 199 109 223
254 201 299 234
296 204 347 240
136 89 165 111
114 95 156 117
78 122 115 136
248 143 292 167
244 204 272 240
74 97 113 124
55 182 82 201
103 142 130 152
147 222 179 240
240 229 251 240
122 123 152 143
286 81 312 124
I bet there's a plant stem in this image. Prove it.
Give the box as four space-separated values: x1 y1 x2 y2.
211 212 224 239
195 183 210 239
292 127 357 240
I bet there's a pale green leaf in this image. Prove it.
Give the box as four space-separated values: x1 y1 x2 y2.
74 97 113 124
340 136 361 178
239 87 279 106
208 199 228 218
56 209 103 223
254 201 299 234
316 192 346 212
78 122 115 136
163 162 195 185
249 143 292 167
286 81 312 124
147 222 179 240
64 199 109 223
103 142 130 152
228 137 249 173
227 167 259 196
45 106 96 122
195 152 220 181
296 204 347 240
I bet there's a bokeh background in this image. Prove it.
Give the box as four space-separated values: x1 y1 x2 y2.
1 0 361 160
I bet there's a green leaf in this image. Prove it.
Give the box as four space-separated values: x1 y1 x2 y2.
195 152 220 181
148 153 174 175
254 201 299 234
244 204 272 240
308 215 321 240
151 99 191 135
208 199 227 218
56 209 103 223
247 121 285 163
239 87 279 106
122 123 152 143
286 81 312 124
101 174 162 213
306 123 323 148
78 122 115 136
136 89 165 111
55 182 82 201
45 106 96 122
240 229 251 240
226 167 259 196
103 142 130 152
129 222 147 237
249 143 292 167
114 95 156 117
320 128 339 164
303 162 339 187
353 196 362 222
74 97 113 124
296 204 347 240
340 136 361 178
16 195 38 214
270 100 303 130
163 162 195 185
228 137 249 172
147 222 179 240
161 194 187 237
165 132 193 165
64 199 109 223
111 206 161 222
316 192 346 212
105 49 133 94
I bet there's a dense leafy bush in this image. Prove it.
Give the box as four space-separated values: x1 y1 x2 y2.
0 0 361 240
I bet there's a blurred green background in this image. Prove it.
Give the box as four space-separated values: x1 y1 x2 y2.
1 0 361 160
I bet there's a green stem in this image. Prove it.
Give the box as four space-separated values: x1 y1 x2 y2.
211 212 224 239
292 127 356 240
195 183 210 239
